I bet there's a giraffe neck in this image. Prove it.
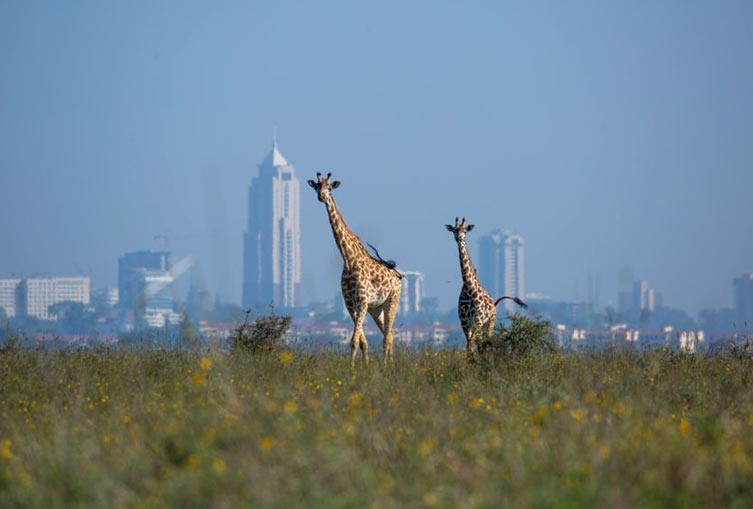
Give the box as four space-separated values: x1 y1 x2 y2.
324 196 367 268
456 239 479 289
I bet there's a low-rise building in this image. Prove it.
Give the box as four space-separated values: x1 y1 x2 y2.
0 278 22 318
21 276 91 320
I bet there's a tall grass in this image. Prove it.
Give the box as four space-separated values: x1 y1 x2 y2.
2 344 753 508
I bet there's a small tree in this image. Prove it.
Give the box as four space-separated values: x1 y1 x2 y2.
179 313 202 347
478 312 557 356
232 309 291 354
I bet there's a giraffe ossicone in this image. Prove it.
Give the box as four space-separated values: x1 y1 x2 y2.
308 172 402 365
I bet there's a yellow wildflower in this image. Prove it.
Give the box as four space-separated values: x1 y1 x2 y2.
348 393 362 408
199 356 212 371
570 408 587 422
279 351 294 366
418 438 437 456
732 441 752 472
192 373 206 387
212 457 227 474
679 417 691 437
1 439 11 459
260 437 276 453
283 400 298 415
470 397 485 410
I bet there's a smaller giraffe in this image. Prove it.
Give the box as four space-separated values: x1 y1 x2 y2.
308 172 403 364
446 217 527 356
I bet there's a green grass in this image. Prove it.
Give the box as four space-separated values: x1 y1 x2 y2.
2 345 753 508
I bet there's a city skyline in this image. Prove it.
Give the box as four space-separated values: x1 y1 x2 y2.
1 3 752 315
1 261 752 333
0 134 750 319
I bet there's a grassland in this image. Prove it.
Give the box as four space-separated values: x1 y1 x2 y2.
2 344 753 508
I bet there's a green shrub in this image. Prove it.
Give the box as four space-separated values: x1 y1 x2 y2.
479 312 557 356
231 309 291 354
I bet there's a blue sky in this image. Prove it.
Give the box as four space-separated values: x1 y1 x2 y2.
1 1 752 314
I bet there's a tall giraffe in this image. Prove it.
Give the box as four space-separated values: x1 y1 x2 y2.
446 217 527 356
308 172 403 364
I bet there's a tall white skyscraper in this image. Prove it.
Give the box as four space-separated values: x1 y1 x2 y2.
400 271 425 316
478 229 525 313
632 280 655 313
242 138 301 310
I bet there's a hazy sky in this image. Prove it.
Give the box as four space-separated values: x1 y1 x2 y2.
1 1 752 315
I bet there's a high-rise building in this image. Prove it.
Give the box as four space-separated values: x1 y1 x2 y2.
142 271 179 328
400 271 424 316
734 273 753 330
478 229 525 313
118 251 171 312
0 278 21 319
242 138 301 310
118 251 178 327
20 276 91 320
632 280 655 313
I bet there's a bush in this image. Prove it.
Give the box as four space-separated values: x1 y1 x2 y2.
0 332 21 354
478 312 557 356
231 309 291 354
723 334 753 360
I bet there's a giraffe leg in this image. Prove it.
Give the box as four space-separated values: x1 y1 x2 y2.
486 321 495 339
382 291 401 361
350 307 368 366
466 325 480 359
467 333 477 357
475 316 495 355
360 326 369 365
486 311 497 339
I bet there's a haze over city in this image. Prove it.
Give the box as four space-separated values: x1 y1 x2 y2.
2 2 752 315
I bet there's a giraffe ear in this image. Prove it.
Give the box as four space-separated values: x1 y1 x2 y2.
331 181 341 189
467 224 475 232
307 180 317 188
445 225 454 232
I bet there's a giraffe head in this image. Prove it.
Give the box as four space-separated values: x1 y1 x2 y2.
307 172 341 203
445 217 475 242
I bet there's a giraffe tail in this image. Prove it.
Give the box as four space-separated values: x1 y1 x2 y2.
366 242 404 279
494 296 528 309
